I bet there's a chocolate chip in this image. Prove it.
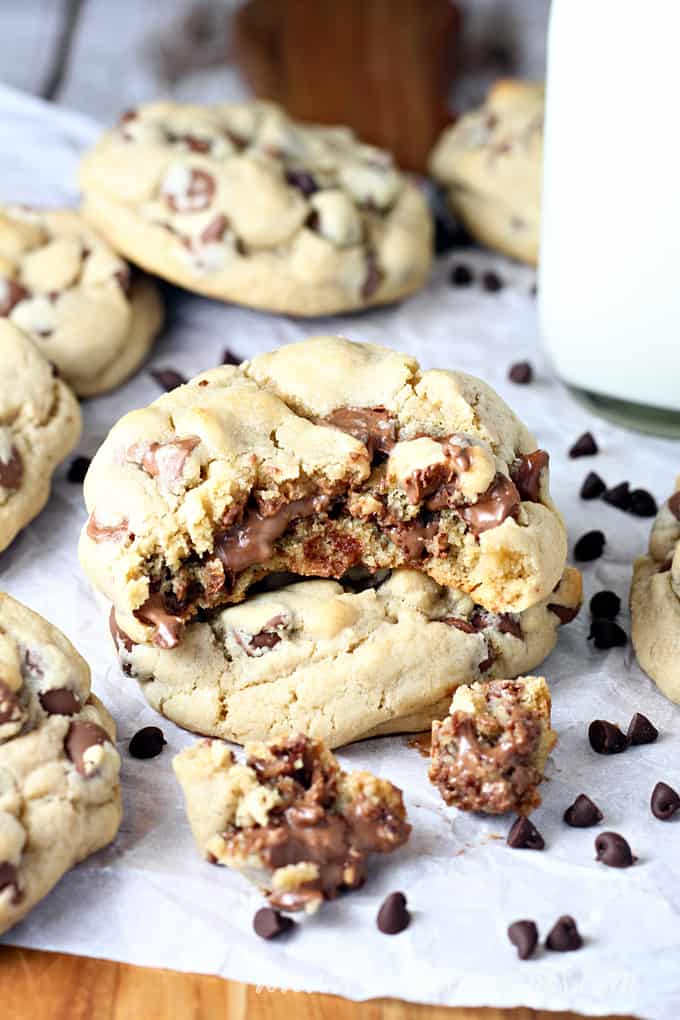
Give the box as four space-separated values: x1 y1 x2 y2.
588 719 628 755
67 456 91 484
150 369 187 392
546 916 582 952
589 590 620 620
603 481 631 512
253 907 295 940
0 446 24 491
627 712 658 746
0 278 28 317
434 216 473 254
507 920 538 960
595 831 636 868
629 489 658 518
507 816 544 850
285 170 318 197
564 794 603 828
569 431 598 458
221 348 240 366
651 781 680 821
361 252 382 300
481 269 503 292
129 725 166 759
0 861 22 904
574 530 605 561
64 720 110 776
580 471 606 500
508 361 533 384
39 688 81 716
547 603 580 625
0 679 23 725
529 282 537 297
588 618 627 650
449 263 474 286
669 491 680 521
377 891 410 934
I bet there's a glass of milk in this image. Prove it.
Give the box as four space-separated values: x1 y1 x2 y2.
539 0 680 435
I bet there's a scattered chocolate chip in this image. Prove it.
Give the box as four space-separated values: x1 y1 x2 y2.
221 348 240 366
449 263 474 286
39 688 81 716
603 481 632 512
589 590 620 620
595 831 636 868
564 794 603 828
651 781 680 821
580 471 606 500
507 920 538 960
508 361 533 384
588 618 627 650
569 432 598 458
285 170 318 197
434 215 475 254
129 726 166 760
64 720 110 775
507 816 544 850
574 530 605 562
588 719 628 755
629 489 658 518
377 891 411 934
627 712 658 746
546 916 582 952
150 368 187 392
67 456 91 484
253 907 295 940
481 269 503 292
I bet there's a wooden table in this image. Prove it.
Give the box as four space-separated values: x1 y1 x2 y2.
0 946 633 1020
2 3 621 1018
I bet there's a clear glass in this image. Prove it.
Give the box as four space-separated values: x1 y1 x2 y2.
539 0 680 435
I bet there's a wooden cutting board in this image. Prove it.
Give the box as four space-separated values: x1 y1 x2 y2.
0 946 634 1020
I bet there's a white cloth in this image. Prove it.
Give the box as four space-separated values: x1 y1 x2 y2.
0 83 679 1020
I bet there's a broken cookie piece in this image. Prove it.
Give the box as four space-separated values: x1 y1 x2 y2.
429 676 556 814
173 733 411 911
80 336 567 649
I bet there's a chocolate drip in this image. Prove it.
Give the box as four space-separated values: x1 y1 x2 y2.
460 474 520 536
215 494 330 574
511 450 549 503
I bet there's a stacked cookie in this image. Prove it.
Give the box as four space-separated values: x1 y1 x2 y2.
80 335 579 748
0 205 163 554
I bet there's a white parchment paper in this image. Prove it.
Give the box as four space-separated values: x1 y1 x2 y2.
1 84 679 1019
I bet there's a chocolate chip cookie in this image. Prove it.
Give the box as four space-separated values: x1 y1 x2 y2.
79 100 432 316
111 567 580 749
429 675 556 814
0 593 122 935
631 479 680 703
80 336 568 649
0 206 163 397
173 733 410 912
1 321 81 554
429 80 544 265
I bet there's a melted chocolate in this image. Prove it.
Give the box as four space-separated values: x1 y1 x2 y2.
215 494 330 574
460 474 520 536
324 407 397 458
134 593 185 649
511 450 549 503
